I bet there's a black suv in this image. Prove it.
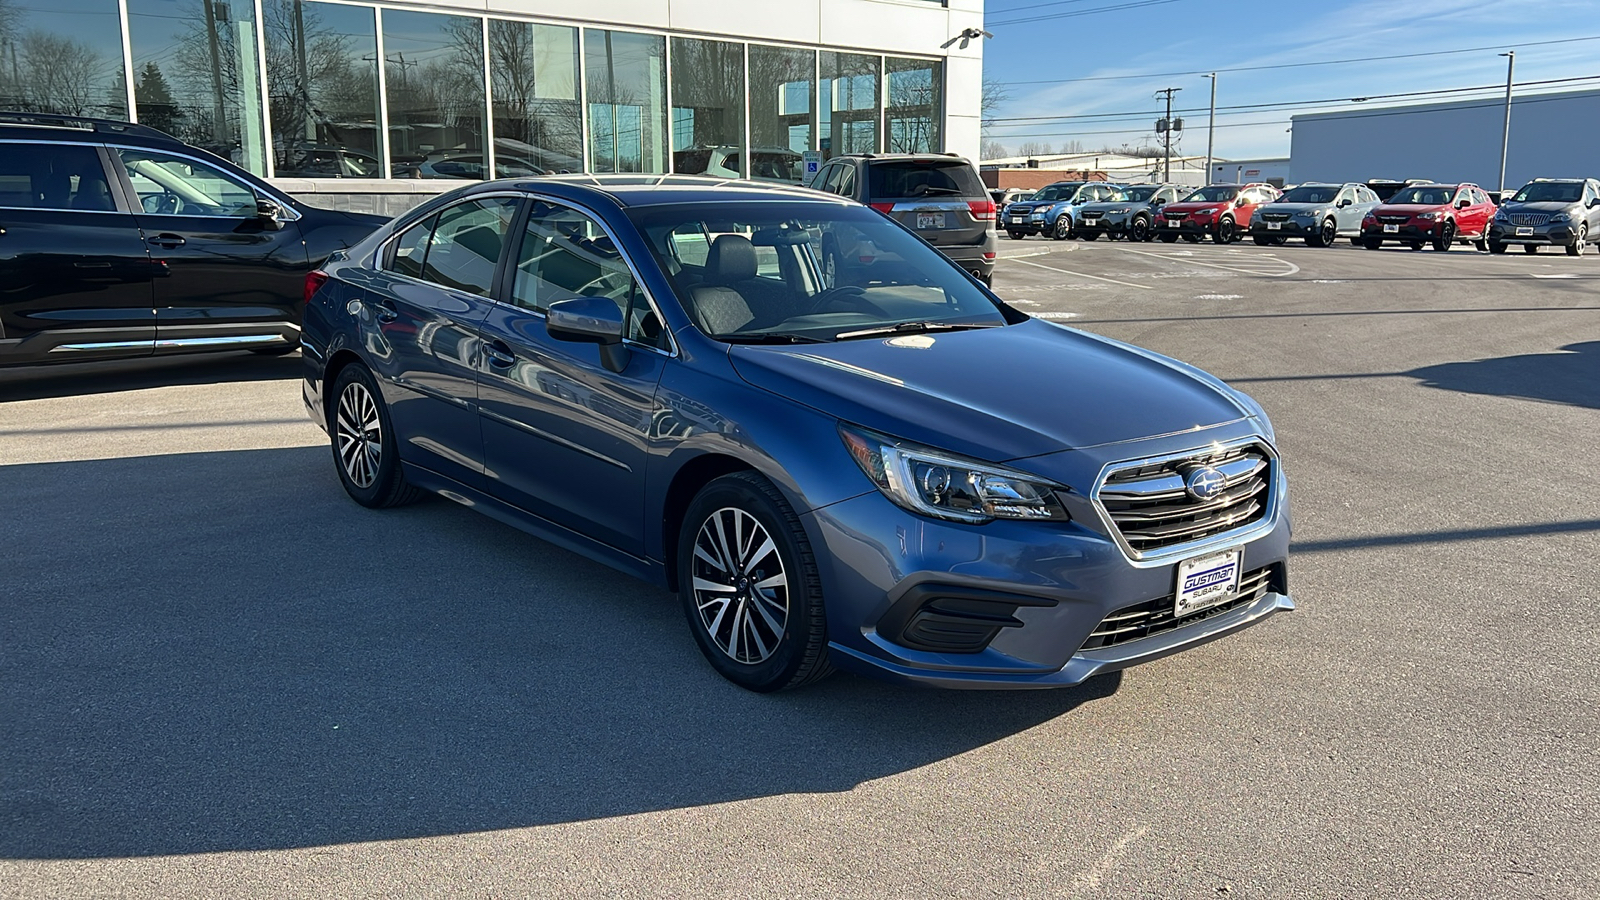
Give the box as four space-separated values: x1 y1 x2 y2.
1487 178 1600 255
810 153 998 286
0 113 386 366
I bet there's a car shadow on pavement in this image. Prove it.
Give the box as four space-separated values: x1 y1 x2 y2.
1407 341 1600 409
0 446 1117 860
0 352 302 403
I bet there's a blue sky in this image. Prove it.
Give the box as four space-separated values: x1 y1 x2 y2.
980 0 1600 160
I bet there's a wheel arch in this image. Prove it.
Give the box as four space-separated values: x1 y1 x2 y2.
660 452 761 592
322 348 366 429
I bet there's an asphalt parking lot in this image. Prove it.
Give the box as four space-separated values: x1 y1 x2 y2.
3 238 1597 899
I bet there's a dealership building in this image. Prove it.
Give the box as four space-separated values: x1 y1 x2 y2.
1 0 982 210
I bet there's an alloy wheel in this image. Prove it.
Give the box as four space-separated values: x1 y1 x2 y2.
1320 219 1337 246
336 381 383 489
1131 216 1150 241
691 507 790 664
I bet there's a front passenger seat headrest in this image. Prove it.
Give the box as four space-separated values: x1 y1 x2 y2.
705 234 758 284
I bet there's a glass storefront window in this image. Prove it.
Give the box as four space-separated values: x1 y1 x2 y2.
127 0 269 174
748 45 813 184
670 37 744 178
886 58 941 154
0 0 128 119
264 0 382 178
384 9 487 180
488 20 583 176
585 30 667 174
819 52 879 161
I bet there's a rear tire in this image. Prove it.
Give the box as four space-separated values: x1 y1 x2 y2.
1524 244 1539 254
1006 229 1025 240
1489 241 1507 254
330 363 426 509
1252 235 1272 246
1157 232 1179 243
1181 233 1201 243
1080 231 1100 241
678 472 833 692
1363 237 1383 250
1409 242 1424 251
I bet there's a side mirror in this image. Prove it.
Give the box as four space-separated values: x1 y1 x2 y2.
547 296 630 372
1589 197 1600 208
1456 198 1470 209
256 198 284 230
1152 197 1166 207
1337 198 1351 208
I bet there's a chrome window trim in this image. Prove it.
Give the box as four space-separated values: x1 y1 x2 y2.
1087 435 1282 568
0 139 134 215
103 142 304 221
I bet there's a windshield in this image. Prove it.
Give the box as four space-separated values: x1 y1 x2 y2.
628 202 1012 342
1030 183 1083 202
1111 187 1158 203
1512 182 1584 203
1182 186 1239 203
1388 186 1456 205
1278 186 1339 204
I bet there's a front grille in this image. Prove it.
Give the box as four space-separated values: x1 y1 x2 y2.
1080 565 1276 650
1097 444 1272 555
1377 214 1410 224
1509 213 1551 226
1083 212 1103 220
1261 212 1291 222
1165 212 1189 221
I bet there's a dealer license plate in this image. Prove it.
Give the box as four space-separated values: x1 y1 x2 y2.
916 212 945 229
1175 548 1242 618
1516 226 1534 236
1383 224 1399 233
1266 221 1282 231
1009 215 1025 224
1165 219 1178 227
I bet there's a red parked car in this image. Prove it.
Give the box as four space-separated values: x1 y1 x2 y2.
1154 183 1280 244
1360 182 1495 252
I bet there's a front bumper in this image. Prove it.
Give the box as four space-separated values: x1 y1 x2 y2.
1362 222 1439 240
802 437 1293 689
1155 218 1215 236
1076 213 1130 234
1488 223 1579 245
1251 219 1318 238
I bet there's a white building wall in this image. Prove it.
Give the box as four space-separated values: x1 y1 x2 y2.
1290 89 1600 190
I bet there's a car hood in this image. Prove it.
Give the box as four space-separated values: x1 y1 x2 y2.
1261 202 1331 214
1375 203 1447 215
1500 201 1578 214
1161 201 1228 215
727 318 1249 463
1079 200 1145 213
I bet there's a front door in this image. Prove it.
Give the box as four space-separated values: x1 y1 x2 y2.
476 198 669 556
0 141 156 364
112 147 308 353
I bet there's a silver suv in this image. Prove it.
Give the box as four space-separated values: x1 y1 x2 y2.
1487 178 1600 255
812 153 998 286
1250 182 1381 247
1074 184 1187 242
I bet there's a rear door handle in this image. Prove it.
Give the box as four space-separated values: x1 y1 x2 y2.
484 340 516 369
147 233 186 249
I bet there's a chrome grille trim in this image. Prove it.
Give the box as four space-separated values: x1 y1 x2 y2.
1508 213 1551 226
1090 438 1278 563
1377 214 1410 223
1081 565 1276 649
1261 213 1291 221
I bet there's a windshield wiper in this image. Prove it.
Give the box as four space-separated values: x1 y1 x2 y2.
717 332 828 345
833 321 1001 340
911 186 964 197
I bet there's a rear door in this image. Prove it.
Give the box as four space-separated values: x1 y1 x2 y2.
111 146 309 352
0 140 156 364
867 159 986 249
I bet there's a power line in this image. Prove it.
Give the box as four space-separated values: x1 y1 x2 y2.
994 33 1600 85
982 74 1600 127
990 0 1187 27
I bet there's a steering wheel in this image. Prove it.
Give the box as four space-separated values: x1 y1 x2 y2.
801 285 890 317
142 192 180 215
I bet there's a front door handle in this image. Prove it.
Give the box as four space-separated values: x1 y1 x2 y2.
147 233 186 249
484 340 516 369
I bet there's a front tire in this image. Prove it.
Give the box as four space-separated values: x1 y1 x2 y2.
678 472 832 692
1432 219 1456 252
1130 215 1151 242
330 363 426 509
1214 216 1237 244
1568 223 1587 256
1052 214 1073 241
1308 218 1337 248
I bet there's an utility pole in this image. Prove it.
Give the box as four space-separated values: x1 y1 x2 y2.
1202 73 1216 187
1498 51 1515 196
1155 87 1180 183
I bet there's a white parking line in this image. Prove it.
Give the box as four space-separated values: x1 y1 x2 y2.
1004 256 1152 290
1114 245 1301 277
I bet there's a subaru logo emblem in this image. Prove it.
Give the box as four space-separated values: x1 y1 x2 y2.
1184 466 1226 501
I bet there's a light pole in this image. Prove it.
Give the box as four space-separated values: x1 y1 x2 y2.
1202 72 1216 187
1498 51 1515 196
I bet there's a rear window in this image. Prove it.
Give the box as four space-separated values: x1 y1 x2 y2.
867 160 985 200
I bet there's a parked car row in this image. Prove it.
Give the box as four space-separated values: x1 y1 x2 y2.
995 175 1600 255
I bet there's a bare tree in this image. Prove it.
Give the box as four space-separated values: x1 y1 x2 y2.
18 33 102 115
1017 141 1053 157
980 139 1009 160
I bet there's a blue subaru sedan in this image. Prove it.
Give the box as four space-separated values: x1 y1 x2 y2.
301 176 1293 692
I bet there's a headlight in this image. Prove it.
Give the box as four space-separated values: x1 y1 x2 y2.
1416 211 1442 220
1107 207 1131 214
1494 209 1510 221
1294 209 1320 219
840 425 1071 524
1551 211 1572 223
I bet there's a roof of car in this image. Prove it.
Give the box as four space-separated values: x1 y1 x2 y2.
476 174 855 209
0 112 181 146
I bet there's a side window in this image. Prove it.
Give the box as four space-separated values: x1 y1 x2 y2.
817 164 842 194
0 143 116 211
419 197 521 296
836 165 857 198
387 213 437 279
117 148 258 217
512 201 666 349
